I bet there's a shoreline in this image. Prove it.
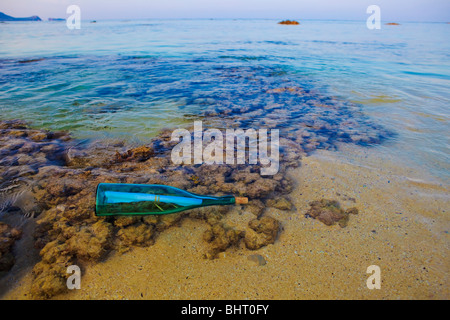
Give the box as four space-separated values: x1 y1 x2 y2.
2 143 448 300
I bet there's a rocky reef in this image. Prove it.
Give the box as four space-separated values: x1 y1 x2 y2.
0 119 290 298
0 69 387 298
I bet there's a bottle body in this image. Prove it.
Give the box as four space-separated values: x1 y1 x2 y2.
95 183 236 216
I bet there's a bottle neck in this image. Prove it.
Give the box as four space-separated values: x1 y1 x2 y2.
200 195 236 207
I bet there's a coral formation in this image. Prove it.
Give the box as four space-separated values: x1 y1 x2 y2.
0 120 291 298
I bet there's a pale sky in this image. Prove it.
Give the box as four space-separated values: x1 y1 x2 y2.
1 0 449 22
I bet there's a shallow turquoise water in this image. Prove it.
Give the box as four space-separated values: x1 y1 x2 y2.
0 20 449 180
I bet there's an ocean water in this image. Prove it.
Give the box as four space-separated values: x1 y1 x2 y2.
0 19 449 181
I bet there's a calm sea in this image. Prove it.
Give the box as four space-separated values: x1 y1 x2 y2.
0 19 449 181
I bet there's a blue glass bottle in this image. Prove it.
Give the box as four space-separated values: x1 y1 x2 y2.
95 183 248 216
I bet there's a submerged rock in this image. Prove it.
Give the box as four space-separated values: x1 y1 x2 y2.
244 216 280 250
66 221 114 260
305 199 358 227
203 223 244 259
117 223 155 251
266 197 292 210
245 199 266 217
0 222 22 272
30 240 73 299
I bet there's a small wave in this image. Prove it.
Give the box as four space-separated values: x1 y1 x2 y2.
402 70 449 80
17 58 45 64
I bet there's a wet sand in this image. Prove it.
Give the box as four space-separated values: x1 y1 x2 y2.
2 143 448 300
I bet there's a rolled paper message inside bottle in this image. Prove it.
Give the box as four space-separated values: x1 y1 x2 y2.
95 183 248 216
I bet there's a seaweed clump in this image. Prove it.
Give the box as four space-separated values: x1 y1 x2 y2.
305 199 358 227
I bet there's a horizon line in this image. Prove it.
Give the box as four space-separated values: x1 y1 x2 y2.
2 17 450 24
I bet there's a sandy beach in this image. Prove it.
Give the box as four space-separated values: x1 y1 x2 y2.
2 143 448 300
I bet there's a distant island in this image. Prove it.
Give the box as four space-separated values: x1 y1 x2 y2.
278 20 300 25
48 18 65 22
0 12 41 21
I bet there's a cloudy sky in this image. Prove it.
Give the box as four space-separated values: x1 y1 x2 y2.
2 0 449 22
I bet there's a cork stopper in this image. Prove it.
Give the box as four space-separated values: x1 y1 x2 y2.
235 197 248 205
